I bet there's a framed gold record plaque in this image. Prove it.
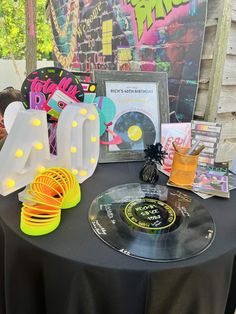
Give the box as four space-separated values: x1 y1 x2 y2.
94 70 169 163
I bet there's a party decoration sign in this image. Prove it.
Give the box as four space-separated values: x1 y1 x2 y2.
50 0 208 122
43 89 79 120
21 67 84 110
93 96 117 138
0 103 99 196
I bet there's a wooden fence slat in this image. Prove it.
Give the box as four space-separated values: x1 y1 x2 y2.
218 86 236 113
205 0 233 122
232 0 236 21
220 122 236 138
222 55 236 85
216 140 236 161
216 112 236 122
194 89 208 117
207 0 221 20
227 22 236 55
202 25 217 59
199 59 212 82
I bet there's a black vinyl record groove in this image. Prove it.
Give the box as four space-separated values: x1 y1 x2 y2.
88 184 215 262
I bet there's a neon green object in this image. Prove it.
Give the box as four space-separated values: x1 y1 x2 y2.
20 211 61 236
20 167 81 236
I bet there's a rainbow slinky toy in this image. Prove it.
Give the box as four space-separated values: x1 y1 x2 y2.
20 167 81 236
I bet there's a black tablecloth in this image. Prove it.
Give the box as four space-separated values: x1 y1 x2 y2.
0 162 236 314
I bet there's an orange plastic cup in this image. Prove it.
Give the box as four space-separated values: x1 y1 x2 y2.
169 147 199 189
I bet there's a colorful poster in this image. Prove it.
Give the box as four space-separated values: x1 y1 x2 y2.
49 0 208 122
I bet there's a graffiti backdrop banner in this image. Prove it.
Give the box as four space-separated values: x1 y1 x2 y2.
50 0 207 122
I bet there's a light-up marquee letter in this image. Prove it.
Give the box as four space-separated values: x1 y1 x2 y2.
0 103 99 196
57 104 100 181
0 110 50 196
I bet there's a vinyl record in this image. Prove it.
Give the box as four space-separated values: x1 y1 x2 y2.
113 112 156 150
88 184 215 262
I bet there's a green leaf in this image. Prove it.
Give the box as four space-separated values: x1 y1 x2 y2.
0 0 52 60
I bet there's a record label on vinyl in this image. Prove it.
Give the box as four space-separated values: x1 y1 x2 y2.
113 111 156 151
124 198 176 232
88 184 215 262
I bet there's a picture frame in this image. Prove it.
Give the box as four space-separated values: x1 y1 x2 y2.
94 70 169 163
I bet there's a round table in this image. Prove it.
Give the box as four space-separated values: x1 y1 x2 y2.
0 162 236 314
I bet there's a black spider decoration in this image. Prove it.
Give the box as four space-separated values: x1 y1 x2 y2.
140 143 167 184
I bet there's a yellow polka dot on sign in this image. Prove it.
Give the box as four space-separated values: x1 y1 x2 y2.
127 125 142 141
90 85 96 92
37 166 46 173
88 114 96 121
72 169 78 175
91 136 97 143
5 179 15 188
71 146 77 153
80 170 87 177
15 149 24 158
34 143 44 150
32 119 41 126
71 121 78 127
90 158 96 164
80 108 87 115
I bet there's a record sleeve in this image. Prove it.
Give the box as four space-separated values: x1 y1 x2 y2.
88 184 215 262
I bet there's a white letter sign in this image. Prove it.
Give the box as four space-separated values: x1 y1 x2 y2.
0 103 99 196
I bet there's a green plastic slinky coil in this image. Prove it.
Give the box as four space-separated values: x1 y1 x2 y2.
20 167 81 236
